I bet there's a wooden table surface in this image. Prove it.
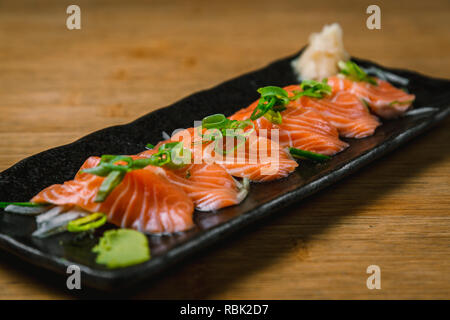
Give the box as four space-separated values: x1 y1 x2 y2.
0 0 449 299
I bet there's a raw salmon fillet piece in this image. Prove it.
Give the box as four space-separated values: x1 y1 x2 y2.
138 148 246 211
31 156 195 234
327 76 415 118
161 128 298 182
230 100 348 156
283 85 381 138
206 135 299 182
163 164 247 211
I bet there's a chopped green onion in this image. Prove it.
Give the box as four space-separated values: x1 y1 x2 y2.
102 156 134 172
361 99 370 110
95 170 126 202
264 109 283 124
158 142 191 169
338 60 377 85
200 114 254 155
0 202 45 209
67 212 107 232
145 143 154 150
289 147 331 162
250 86 290 122
202 114 230 129
258 86 291 103
292 79 332 99
388 100 414 107
81 164 111 177
131 158 157 169
250 81 331 124
202 114 253 132
145 142 191 168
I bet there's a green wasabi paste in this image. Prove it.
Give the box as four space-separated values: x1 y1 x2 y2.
92 229 150 269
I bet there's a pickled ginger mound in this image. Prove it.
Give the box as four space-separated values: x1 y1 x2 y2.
292 23 349 81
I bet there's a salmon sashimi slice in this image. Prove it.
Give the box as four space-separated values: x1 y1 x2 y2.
31 156 195 234
155 127 298 182
162 164 248 211
327 75 415 118
206 135 299 182
230 100 348 156
283 85 381 138
137 148 247 211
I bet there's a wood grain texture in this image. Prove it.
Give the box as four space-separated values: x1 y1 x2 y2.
0 0 449 299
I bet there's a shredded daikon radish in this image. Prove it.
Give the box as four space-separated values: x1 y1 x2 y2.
33 206 89 238
4 204 51 215
32 211 82 238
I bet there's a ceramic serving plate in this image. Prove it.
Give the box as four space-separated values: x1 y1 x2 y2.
1 51 449 291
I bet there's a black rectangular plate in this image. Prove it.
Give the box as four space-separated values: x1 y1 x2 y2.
1 51 449 291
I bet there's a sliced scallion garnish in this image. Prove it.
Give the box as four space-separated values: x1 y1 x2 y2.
96 170 126 202
250 86 290 122
67 212 107 232
250 81 332 124
292 79 332 99
361 99 370 110
202 114 253 132
200 114 254 155
0 202 45 209
289 147 331 162
32 211 84 238
388 100 414 107
338 60 377 85
263 109 283 125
